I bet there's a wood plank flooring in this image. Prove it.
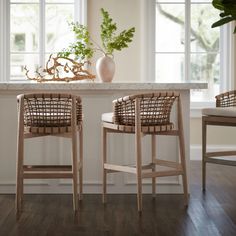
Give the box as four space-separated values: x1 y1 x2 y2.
1 161 236 236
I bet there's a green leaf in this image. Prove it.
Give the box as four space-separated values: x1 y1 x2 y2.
100 8 135 54
212 0 225 10
220 12 230 17
211 16 234 28
212 0 236 32
58 22 95 61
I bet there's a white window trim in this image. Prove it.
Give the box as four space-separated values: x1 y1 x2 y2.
141 0 236 117
0 0 87 82
140 0 155 83
0 0 10 82
191 22 236 117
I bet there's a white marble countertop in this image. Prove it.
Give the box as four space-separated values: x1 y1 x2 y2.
0 81 207 91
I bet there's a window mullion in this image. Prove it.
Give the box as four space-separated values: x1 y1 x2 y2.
185 0 190 82
0 0 4 81
220 23 235 92
75 0 87 25
39 0 45 67
1 0 10 81
229 22 236 90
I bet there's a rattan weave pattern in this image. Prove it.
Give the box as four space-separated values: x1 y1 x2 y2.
17 93 82 133
216 90 236 107
113 92 179 126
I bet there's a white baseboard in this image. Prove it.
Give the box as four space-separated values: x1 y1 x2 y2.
0 183 183 194
190 144 236 160
0 179 182 194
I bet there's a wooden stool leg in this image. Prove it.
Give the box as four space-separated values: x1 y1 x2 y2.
135 98 142 212
202 117 207 191
71 98 78 211
178 98 188 206
16 134 24 212
16 96 24 212
72 131 78 211
151 135 156 198
102 126 107 203
179 129 188 206
136 131 142 212
79 125 83 201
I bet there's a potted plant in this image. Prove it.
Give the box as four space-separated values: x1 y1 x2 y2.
59 8 135 82
211 0 236 33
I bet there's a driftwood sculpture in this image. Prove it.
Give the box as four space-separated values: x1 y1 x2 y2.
24 54 96 82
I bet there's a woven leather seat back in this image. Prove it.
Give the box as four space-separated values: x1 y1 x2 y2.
18 93 82 128
113 92 179 126
216 90 236 107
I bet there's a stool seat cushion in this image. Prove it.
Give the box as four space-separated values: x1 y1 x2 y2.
102 113 114 123
202 107 236 117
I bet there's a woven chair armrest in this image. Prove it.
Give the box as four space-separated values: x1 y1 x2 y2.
22 93 81 102
112 92 180 104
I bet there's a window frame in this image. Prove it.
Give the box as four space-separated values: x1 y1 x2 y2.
141 0 236 116
0 0 87 82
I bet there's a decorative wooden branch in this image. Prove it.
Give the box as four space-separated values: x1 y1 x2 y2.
24 55 96 82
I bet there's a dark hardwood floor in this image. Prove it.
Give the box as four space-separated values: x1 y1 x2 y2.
1 161 236 236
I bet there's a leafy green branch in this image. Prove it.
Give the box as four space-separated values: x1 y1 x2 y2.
100 8 135 55
58 8 135 61
58 22 95 60
212 0 236 33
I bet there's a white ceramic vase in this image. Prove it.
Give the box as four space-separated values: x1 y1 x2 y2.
96 54 115 82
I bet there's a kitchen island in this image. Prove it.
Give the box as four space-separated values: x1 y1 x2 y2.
0 81 207 194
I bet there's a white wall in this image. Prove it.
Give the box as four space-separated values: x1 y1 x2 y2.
191 118 236 145
87 0 141 82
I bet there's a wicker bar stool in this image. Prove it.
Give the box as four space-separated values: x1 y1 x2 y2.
101 92 188 212
202 90 236 191
16 93 83 212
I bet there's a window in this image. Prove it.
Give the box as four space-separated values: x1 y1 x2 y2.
0 0 87 81
155 0 222 102
147 0 235 104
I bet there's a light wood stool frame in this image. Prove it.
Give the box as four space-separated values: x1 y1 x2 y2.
16 93 83 212
202 90 236 191
102 92 188 212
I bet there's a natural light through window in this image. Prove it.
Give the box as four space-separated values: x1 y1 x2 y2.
10 0 76 80
155 0 220 101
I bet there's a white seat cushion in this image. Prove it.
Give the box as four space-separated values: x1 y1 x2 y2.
102 112 114 123
202 107 236 117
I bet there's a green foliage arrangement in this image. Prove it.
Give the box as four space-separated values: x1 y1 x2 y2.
100 8 135 55
58 22 94 60
212 0 236 33
58 8 135 61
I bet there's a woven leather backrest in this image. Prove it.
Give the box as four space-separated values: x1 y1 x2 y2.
18 93 82 128
113 92 179 126
215 90 236 107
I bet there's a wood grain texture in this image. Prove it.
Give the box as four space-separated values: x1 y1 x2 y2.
2 161 236 235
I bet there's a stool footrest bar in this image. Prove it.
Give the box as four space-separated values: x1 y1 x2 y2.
23 172 73 179
205 157 236 166
23 165 72 172
142 170 183 179
104 163 137 174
